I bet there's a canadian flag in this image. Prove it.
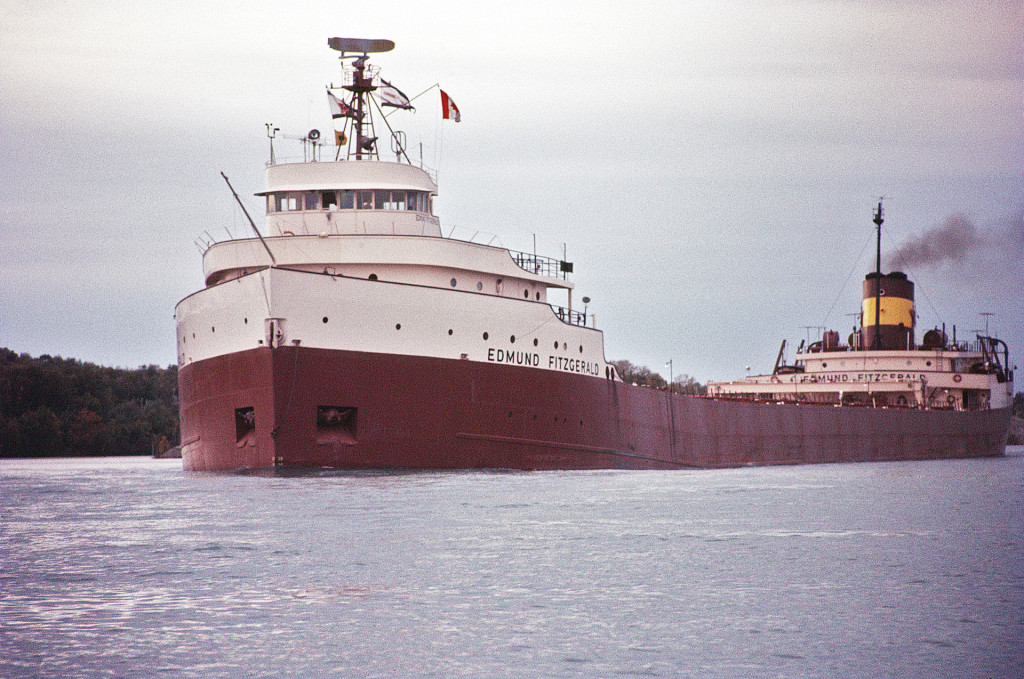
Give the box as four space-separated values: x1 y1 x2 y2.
440 90 460 122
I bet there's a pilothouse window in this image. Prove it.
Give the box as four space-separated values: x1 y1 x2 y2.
269 189 432 213
273 193 300 212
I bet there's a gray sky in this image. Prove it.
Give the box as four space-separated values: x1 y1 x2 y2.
1 0 1021 381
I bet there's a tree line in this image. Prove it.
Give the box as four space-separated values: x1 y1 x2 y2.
0 349 179 458
610 360 707 395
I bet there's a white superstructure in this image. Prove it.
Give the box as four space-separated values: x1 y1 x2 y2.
707 341 1014 411
176 38 616 383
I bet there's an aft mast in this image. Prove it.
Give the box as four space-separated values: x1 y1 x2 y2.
871 200 883 349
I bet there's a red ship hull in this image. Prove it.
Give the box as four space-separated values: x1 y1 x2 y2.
178 346 1012 472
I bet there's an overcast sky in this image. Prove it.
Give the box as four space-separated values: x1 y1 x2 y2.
1 0 1021 381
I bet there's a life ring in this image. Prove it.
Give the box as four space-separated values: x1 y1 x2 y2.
770 375 780 383
952 373 962 383
283 230 295 236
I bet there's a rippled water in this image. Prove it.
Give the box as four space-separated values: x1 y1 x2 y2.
2 450 1022 678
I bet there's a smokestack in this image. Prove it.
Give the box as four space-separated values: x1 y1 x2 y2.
861 271 915 350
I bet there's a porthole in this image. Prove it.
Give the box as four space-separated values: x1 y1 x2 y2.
211 327 215 333
508 412 513 418
533 338 538 346
396 323 401 330
536 292 540 300
563 342 567 350
483 332 489 340
244 318 248 324
926 360 932 366
448 329 454 336
450 278 457 287
369 273 378 280
524 290 529 298
322 317 329 323
476 282 483 291
822 362 827 368
579 345 583 353
554 341 559 349
510 335 516 343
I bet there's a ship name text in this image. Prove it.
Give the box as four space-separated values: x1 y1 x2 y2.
484 347 601 376
548 355 601 376
487 348 540 367
797 372 928 384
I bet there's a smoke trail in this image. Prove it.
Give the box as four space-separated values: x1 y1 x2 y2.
888 209 1024 270
888 214 981 269
888 214 983 270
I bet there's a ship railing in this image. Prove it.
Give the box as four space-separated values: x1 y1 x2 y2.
800 338 996 354
268 150 440 182
509 250 573 279
550 304 587 327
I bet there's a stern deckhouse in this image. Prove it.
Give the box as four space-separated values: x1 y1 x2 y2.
707 202 1014 412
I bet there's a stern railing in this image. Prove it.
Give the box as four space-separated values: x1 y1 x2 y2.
550 304 587 326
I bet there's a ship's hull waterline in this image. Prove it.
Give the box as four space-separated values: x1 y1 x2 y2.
178 346 1011 472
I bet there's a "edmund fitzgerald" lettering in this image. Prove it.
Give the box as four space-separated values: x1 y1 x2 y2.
486 347 600 375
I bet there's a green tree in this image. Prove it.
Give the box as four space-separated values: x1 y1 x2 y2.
0 349 179 457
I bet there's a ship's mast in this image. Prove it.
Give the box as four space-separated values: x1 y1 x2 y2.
327 37 395 161
872 200 883 349
348 55 375 160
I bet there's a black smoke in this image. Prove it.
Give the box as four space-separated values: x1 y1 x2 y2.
887 210 1023 270
888 214 980 269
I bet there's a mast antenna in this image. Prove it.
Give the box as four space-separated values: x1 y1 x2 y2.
265 123 279 165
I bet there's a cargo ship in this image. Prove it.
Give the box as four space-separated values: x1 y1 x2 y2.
175 38 1014 471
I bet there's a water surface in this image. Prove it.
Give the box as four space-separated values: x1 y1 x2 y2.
2 450 1022 677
